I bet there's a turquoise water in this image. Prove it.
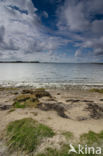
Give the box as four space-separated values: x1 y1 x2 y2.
0 63 103 86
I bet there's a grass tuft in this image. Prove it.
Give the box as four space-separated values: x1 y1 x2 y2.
37 130 103 156
6 118 54 154
80 130 103 145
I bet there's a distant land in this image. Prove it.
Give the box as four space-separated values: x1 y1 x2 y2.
0 61 103 64
0 61 40 63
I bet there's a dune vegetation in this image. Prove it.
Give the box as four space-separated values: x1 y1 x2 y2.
6 118 54 154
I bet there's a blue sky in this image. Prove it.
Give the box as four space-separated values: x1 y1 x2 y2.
0 0 103 62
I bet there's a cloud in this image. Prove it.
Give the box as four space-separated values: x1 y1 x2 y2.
0 0 103 62
57 0 89 32
5 0 37 14
0 26 5 42
42 11 48 18
0 25 19 51
87 0 103 14
57 0 103 58
0 0 41 58
0 0 68 61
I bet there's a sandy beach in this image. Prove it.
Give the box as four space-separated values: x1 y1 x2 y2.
1 0 103 155
0 86 103 155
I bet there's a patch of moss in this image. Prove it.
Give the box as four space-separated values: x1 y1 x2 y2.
13 102 26 108
13 94 40 108
89 88 103 93
13 88 51 109
80 131 103 145
6 118 54 154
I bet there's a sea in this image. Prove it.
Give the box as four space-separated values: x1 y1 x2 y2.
0 63 103 88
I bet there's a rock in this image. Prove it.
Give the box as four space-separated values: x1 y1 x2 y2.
82 100 94 103
0 105 11 110
57 93 60 95
22 89 34 94
34 89 51 98
66 99 80 103
77 116 88 121
38 102 69 119
86 103 103 119
13 92 19 95
14 94 37 102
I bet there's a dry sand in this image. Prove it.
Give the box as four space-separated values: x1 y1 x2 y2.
0 86 103 137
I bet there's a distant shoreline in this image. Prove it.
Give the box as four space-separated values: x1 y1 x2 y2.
0 61 40 63
0 61 103 64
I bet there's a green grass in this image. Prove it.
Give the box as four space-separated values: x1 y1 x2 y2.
62 131 73 140
89 88 103 93
80 130 103 145
6 118 54 154
13 102 27 108
36 131 103 156
5 120 103 156
13 100 39 108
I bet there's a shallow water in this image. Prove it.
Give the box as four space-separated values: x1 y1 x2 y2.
0 63 103 86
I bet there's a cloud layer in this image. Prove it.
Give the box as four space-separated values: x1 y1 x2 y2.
0 0 103 62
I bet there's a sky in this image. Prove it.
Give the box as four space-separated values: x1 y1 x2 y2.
0 0 103 62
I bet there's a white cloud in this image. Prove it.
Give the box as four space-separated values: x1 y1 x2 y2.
0 0 68 61
57 0 103 58
1 0 103 62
